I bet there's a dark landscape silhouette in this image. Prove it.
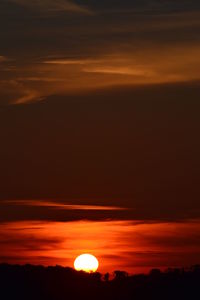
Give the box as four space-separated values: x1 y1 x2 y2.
0 264 200 300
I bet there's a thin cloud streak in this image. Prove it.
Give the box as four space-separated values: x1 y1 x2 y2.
7 0 92 15
0 56 6 62
3 200 128 211
43 59 101 65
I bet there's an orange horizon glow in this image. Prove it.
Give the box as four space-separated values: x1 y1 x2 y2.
0 219 200 274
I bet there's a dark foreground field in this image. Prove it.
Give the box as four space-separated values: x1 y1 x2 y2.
0 264 200 300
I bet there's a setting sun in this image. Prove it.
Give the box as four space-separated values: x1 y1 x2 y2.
74 254 99 273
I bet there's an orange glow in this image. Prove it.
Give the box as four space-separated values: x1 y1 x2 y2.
0 220 200 273
74 254 99 272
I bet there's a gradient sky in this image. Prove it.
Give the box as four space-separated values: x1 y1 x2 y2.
0 0 200 273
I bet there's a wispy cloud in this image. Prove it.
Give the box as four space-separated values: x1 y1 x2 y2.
1 6 200 105
1 42 200 105
8 0 92 15
42 44 200 83
43 59 101 65
0 56 7 62
3 200 127 211
0 79 43 105
0 200 131 223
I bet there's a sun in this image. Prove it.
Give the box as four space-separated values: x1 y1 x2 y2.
74 254 99 273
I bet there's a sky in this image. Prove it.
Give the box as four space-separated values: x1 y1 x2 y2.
0 0 200 273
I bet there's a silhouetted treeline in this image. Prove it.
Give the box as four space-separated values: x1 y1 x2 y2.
0 264 200 300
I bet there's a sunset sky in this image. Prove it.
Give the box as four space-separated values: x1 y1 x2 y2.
0 0 200 273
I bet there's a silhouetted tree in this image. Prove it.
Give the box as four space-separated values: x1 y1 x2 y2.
0 264 200 300
113 270 128 280
103 272 110 282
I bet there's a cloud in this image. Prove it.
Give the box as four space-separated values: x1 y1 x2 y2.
0 200 131 223
14 43 200 105
0 80 43 105
1 5 200 105
2 43 200 105
3 200 127 211
0 56 7 62
43 59 101 65
7 0 91 15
